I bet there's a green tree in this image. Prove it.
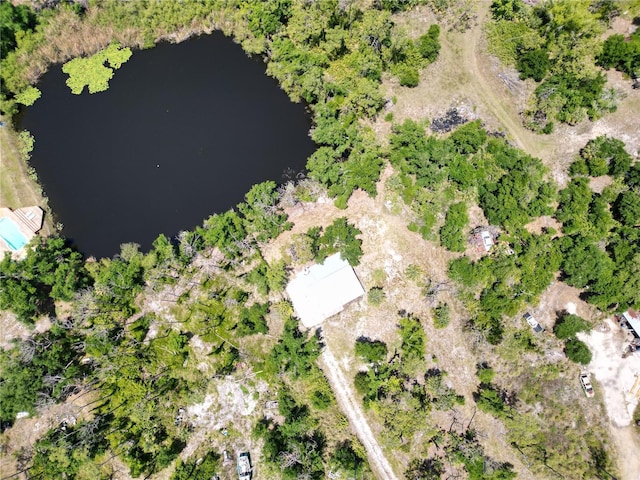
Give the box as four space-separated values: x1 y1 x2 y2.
266 316 320 379
355 337 388 363
171 452 220 480
474 384 509 419
417 24 441 63
440 202 469 252
330 440 366 478
0 236 89 323
516 49 550 81
554 313 590 339
238 181 291 242
579 135 633 177
405 458 444 480
560 235 614 289
198 210 246 253
449 120 487 155
565 338 592 364
317 217 363 266
0 1 36 59
613 191 640 226
556 177 593 235
598 32 640 77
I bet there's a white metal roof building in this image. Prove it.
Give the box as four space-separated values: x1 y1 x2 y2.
286 253 365 329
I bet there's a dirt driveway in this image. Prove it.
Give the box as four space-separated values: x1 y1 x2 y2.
319 347 399 480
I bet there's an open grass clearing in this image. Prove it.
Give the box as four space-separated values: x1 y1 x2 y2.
0 124 53 235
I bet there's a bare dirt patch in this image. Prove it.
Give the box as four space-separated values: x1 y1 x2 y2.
0 314 52 350
535 282 601 330
523 215 563 236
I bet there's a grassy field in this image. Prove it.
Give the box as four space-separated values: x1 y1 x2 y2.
0 119 53 235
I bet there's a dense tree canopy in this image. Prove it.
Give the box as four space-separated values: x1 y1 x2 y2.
0 236 89 323
487 0 632 131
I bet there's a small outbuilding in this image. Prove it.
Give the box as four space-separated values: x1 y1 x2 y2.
622 309 640 338
286 253 365 328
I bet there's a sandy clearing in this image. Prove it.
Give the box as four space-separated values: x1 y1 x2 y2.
579 321 639 427
579 319 640 480
0 314 52 350
319 348 399 480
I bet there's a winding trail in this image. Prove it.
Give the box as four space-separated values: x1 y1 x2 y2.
320 348 399 480
460 3 540 158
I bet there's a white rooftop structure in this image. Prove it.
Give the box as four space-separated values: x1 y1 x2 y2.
286 253 365 328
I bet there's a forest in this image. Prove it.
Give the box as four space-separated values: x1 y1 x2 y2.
1 0 639 479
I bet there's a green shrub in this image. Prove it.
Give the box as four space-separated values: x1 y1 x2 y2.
418 24 441 63
355 337 388 364
439 202 469 252
553 313 590 339
310 390 332 410
405 264 423 282
476 363 495 384
516 49 550 82
565 338 592 364
368 287 386 305
399 315 426 360
398 65 420 87
433 302 450 329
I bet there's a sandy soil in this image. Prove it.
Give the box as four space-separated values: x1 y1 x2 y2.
0 313 52 350
579 321 639 427
579 320 640 480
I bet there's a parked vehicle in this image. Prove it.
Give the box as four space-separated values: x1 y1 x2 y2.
523 312 543 333
237 452 252 480
580 371 595 398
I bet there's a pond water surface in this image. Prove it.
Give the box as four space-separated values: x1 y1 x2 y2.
20 32 315 259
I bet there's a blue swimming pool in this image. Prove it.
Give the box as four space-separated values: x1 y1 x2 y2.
0 217 28 251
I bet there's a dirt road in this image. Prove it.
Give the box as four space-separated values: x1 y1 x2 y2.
320 348 399 480
461 3 538 157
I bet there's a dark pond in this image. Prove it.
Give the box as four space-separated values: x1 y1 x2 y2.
20 32 315 259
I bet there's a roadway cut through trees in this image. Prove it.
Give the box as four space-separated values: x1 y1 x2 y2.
320 347 399 480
